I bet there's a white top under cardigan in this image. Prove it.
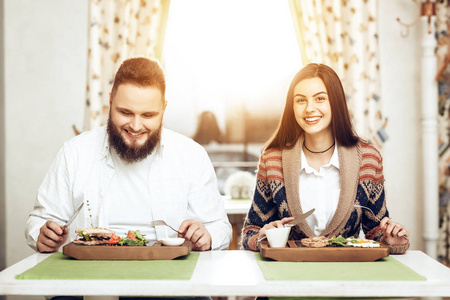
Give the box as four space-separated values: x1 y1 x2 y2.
299 144 340 236
25 126 232 251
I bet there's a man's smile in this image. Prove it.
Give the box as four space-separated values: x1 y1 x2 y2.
124 129 146 138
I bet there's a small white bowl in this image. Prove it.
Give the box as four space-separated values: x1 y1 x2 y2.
265 227 291 248
161 237 185 246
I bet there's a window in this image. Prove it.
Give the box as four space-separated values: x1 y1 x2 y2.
162 0 302 142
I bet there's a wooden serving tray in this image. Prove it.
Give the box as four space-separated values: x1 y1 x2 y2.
63 240 191 260
260 240 389 262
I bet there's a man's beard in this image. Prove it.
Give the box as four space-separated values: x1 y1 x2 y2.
107 117 162 164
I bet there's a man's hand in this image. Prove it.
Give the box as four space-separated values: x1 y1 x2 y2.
178 219 211 251
36 221 69 253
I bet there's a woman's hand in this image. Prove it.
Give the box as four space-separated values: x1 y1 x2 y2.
259 216 295 238
379 217 409 246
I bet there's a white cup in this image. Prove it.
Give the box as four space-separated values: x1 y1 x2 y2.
265 226 291 248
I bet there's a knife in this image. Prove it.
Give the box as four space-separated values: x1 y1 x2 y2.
62 202 84 231
284 208 315 227
257 208 315 242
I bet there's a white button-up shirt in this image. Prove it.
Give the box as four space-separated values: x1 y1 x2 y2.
107 146 157 239
25 126 232 251
299 144 340 236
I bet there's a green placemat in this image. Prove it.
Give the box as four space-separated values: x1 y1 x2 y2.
256 253 426 281
16 252 199 280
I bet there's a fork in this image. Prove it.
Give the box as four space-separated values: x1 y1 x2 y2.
151 220 181 234
354 205 382 222
354 205 408 240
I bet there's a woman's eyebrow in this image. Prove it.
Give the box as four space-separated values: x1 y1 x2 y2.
294 91 328 98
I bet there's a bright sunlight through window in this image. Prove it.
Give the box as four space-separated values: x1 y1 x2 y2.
163 0 302 138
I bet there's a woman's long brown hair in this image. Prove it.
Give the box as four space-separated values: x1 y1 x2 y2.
264 63 359 151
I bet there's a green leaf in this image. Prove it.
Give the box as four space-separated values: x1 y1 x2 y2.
328 235 350 247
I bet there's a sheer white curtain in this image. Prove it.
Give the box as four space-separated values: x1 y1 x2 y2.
84 0 170 131
289 0 385 147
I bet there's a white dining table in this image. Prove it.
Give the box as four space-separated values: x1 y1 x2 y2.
0 250 449 299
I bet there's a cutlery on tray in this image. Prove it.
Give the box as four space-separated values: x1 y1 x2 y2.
354 204 409 240
62 202 84 231
151 220 182 234
257 208 315 242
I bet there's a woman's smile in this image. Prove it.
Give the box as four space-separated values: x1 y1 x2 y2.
304 116 322 125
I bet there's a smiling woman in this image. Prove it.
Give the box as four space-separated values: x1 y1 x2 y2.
162 0 302 139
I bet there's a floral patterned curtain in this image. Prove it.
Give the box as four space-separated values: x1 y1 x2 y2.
289 0 385 148
83 0 171 131
436 1 450 266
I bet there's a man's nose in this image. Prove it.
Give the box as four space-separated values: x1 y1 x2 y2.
129 116 142 131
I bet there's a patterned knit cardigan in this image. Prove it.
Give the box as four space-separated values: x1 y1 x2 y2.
241 137 410 254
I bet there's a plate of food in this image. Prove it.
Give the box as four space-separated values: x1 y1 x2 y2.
63 228 191 260
260 235 389 262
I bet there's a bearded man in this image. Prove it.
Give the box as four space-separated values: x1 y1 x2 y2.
25 57 232 253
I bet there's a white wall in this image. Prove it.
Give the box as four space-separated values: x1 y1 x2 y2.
3 0 88 273
0 0 5 281
379 0 423 251
1 0 428 298
3 2 87 300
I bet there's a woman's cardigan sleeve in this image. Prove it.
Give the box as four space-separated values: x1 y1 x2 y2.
360 143 410 254
241 152 278 251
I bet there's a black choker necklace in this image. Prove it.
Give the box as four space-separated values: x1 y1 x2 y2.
304 141 335 154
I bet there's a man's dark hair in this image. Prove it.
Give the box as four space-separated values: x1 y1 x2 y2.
111 57 166 101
